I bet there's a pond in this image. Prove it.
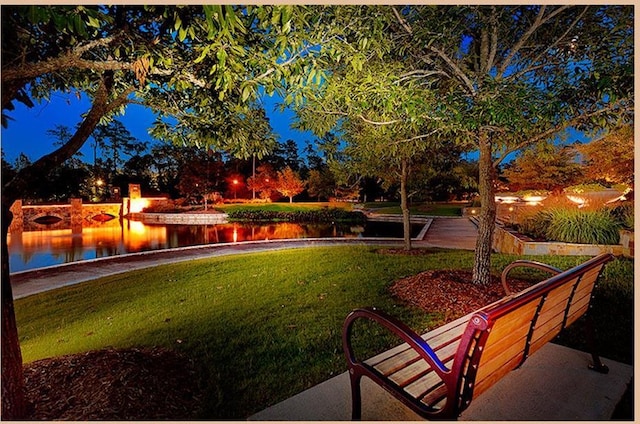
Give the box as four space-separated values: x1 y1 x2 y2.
8 219 425 273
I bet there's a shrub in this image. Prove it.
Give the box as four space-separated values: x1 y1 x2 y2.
227 208 366 223
516 210 554 240
142 200 183 213
608 203 634 230
517 207 622 245
563 183 610 194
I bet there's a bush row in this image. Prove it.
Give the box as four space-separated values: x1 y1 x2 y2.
227 208 366 223
516 203 633 245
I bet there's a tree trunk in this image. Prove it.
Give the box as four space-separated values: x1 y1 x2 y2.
1 202 27 420
0 73 127 420
472 131 496 286
400 159 412 251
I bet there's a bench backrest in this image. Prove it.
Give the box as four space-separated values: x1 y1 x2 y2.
453 253 613 412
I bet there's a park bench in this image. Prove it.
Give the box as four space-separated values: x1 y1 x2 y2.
342 253 613 420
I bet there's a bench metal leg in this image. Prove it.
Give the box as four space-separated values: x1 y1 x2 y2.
585 313 609 374
349 370 362 420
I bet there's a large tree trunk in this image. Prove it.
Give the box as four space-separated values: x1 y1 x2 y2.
400 159 412 251
1 202 27 420
1 73 127 419
472 131 496 286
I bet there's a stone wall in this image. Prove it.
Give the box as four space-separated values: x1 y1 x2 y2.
11 199 122 232
128 212 228 225
620 230 634 258
493 226 628 257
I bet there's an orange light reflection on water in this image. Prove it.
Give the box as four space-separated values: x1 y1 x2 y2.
8 220 405 273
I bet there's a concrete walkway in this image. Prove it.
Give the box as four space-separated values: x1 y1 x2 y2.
249 343 632 421
423 216 478 250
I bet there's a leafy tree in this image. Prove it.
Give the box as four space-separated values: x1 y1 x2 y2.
502 143 583 192
293 50 448 249
307 5 632 284
0 5 324 418
403 5 633 285
91 120 147 183
275 166 306 203
176 149 225 204
247 164 277 200
307 168 336 201
575 125 634 186
117 153 157 195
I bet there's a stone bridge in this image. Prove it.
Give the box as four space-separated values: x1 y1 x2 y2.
10 199 124 232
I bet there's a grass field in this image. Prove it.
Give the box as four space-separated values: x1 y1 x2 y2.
15 246 632 419
215 202 354 214
363 202 465 216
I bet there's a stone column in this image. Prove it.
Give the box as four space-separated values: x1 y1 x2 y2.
129 184 141 199
70 198 83 234
8 200 22 233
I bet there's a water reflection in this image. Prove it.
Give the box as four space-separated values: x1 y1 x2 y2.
8 219 422 273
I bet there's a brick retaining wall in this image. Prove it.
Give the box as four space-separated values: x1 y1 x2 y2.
128 212 229 225
493 225 629 257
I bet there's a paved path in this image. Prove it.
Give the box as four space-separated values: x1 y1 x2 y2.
249 343 632 421
423 216 478 249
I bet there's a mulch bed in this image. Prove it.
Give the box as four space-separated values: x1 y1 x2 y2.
390 269 535 323
24 347 203 420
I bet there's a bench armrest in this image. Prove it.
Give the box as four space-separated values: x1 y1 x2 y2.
342 307 449 377
501 260 563 296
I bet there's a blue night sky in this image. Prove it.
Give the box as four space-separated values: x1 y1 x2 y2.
0 91 317 164
1 90 592 166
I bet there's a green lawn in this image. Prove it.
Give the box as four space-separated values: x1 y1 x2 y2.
364 201 465 216
15 247 632 419
215 201 354 214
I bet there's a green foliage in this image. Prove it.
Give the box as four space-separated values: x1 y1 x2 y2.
502 143 582 191
227 207 365 223
564 183 611 193
608 203 634 230
518 207 622 245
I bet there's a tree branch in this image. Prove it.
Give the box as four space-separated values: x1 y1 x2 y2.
392 7 413 35
498 5 571 76
393 129 439 145
2 76 133 202
505 6 588 81
429 46 476 96
358 114 401 126
484 7 499 75
396 70 448 83
492 102 630 166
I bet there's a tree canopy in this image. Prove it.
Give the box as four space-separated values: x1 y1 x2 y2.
1 4 633 419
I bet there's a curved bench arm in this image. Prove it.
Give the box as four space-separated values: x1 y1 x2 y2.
501 260 563 296
342 307 449 378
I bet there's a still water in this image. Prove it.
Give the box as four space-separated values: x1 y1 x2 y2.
8 219 422 273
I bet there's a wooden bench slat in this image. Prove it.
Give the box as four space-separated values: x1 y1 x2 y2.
473 352 524 398
480 300 539 341
365 312 471 369
476 335 527 381
369 322 465 375
404 360 453 398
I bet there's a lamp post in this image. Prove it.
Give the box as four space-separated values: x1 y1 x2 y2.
233 179 238 200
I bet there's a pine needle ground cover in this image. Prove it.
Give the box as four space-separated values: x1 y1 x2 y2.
15 247 632 419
